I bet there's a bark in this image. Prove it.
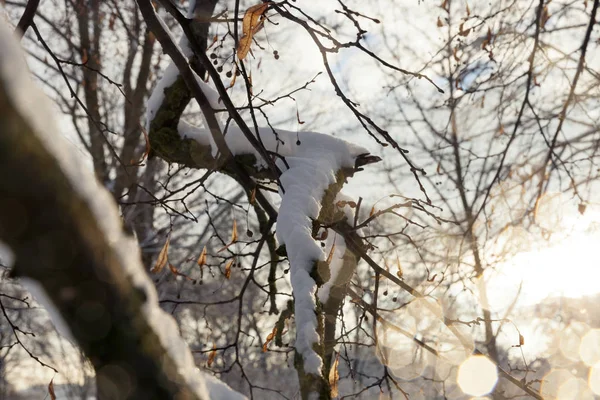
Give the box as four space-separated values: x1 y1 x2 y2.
0 50 201 400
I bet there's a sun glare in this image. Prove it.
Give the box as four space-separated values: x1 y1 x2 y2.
457 355 497 396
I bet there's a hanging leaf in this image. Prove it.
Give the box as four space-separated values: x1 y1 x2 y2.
217 219 238 253
369 205 376 217
396 255 403 278
207 344 217 367
168 263 194 281
458 22 471 36
237 2 269 60
81 48 88 64
519 334 525 346
228 68 238 88
578 203 587 215
197 246 207 267
453 45 460 61
326 236 337 264
541 5 551 28
482 26 493 49
296 108 305 125
131 123 151 165
231 219 238 242
225 259 234 279
48 379 56 400
329 353 340 398
437 16 443 27
262 326 278 352
249 187 257 205
109 13 116 30
151 234 170 273
466 2 471 16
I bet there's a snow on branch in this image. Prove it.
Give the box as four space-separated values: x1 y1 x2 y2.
0 19 245 400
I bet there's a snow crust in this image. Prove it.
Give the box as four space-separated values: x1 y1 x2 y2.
0 20 245 400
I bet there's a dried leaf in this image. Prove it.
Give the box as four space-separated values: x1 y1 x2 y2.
207 344 217 367
217 219 238 253
82 48 88 64
436 161 442 174
541 6 551 28
168 263 194 281
326 236 337 264
197 246 207 267
466 2 471 16
225 259 234 279
437 16 443 27
237 2 269 60
48 379 56 400
231 219 238 243
329 353 340 398
496 124 505 137
453 45 460 62
228 68 237 88
458 22 471 36
151 234 170 273
369 205 376 217
109 13 116 30
132 124 151 165
578 203 587 215
296 108 305 124
396 255 403 278
482 26 493 49
262 326 277 352
249 187 257 205
519 334 525 346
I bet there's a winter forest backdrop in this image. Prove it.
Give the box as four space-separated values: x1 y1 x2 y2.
1 0 600 399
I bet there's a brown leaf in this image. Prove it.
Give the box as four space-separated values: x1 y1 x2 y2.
396 255 403 278
82 48 88 64
225 259 234 279
326 236 337 264
466 2 471 16
231 219 238 243
482 26 493 49
249 187 257 205
109 13 116 30
217 219 238 253
453 46 460 61
207 344 217 367
541 6 551 28
197 246 207 267
228 68 237 88
151 234 170 273
519 334 525 346
458 22 471 36
262 326 277 352
48 379 56 400
329 353 340 398
369 205 376 217
168 263 194 281
237 2 269 60
437 17 443 27
578 203 587 215
132 123 151 165
296 108 305 125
